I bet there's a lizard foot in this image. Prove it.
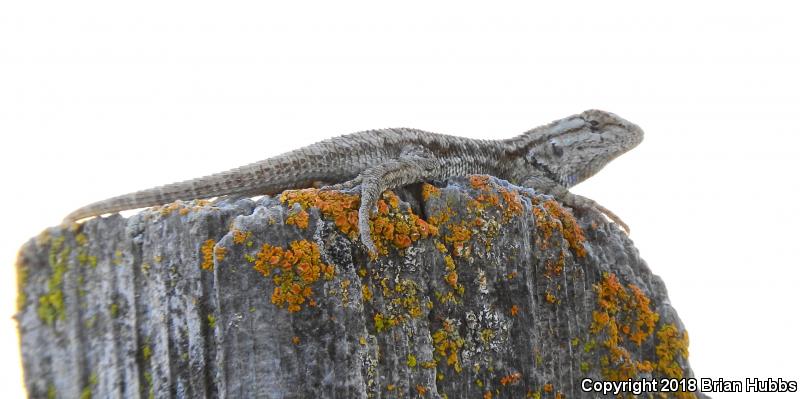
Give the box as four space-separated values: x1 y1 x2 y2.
354 155 440 258
319 176 362 192
358 175 383 258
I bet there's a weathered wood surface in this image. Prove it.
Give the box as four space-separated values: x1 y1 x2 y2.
17 176 701 398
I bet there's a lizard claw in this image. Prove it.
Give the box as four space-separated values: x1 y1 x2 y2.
560 192 630 234
358 203 379 258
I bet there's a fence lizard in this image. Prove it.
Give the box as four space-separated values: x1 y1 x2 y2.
64 109 644 255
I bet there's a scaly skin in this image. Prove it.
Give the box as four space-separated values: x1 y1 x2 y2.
64 109 644 256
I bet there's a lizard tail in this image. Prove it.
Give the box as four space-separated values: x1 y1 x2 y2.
62 166 282 223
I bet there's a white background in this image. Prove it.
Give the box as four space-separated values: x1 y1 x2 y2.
1 1 799 397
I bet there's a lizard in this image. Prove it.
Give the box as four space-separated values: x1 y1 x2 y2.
64 109 644 256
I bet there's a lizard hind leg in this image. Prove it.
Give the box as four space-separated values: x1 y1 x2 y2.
354 156 441 257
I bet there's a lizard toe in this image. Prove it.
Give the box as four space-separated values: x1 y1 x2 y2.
357 177 381 258
320 176 362 192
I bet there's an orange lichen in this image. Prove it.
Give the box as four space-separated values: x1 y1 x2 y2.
543 383 553 393
500 372 522 386
500 190 524 220
469 175 492 190
445 271 459 288
544 253 565 278
253 240 335 313
656 324 690 378
442 253 463 293
654 324 695 399
156 199 212 217
510 304 520 317
590 272 660 380
282 188 361 238
285 208 310 229
541 199 587 257
426 175 528 265
232 229 251 245
421 183 441 201
445 223 473 257
466 176 525 223
416 385 427 395
361 284 373 302
427 207 454 227
215 246 226 263
281 189 436 256
368 191 438 256
200 239 224 271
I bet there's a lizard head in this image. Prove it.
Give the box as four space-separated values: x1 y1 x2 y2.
524 109 644 187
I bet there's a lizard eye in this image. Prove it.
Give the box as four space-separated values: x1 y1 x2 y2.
551 142 563 157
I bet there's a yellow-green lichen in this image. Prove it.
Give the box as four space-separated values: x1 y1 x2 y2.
143 371 154 399
142 343 152 362
16 255 27 311
38 236 69 325
432 319 465 373
361 284 373 302
74 233 97 268
339 279 351 305
580 361 590 372
207 314 216 329
371 278 424 333
79 372 97 399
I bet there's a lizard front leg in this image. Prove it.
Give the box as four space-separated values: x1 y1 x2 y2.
520 175 630 234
